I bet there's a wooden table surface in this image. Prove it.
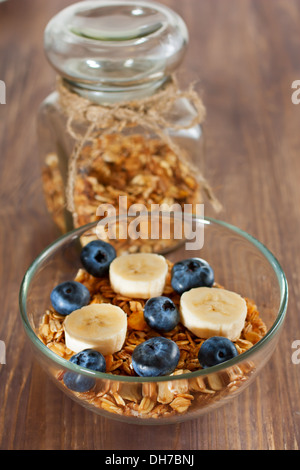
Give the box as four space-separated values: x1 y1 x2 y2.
1 0 300 451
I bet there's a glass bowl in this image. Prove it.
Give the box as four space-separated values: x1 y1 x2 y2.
19 215 288 424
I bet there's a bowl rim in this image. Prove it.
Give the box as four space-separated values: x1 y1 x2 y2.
19 216 288 383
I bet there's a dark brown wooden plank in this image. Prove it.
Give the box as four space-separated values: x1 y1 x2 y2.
0 0 299 450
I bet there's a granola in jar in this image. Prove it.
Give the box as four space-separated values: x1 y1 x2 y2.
39 1 220 234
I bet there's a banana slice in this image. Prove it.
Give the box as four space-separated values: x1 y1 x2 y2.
180 287 247 341
109 253 168 299
64 303 127 355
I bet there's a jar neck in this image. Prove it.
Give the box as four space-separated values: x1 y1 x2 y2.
64 76 171 105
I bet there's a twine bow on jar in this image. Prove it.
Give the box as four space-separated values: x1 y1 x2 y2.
56 76 222 214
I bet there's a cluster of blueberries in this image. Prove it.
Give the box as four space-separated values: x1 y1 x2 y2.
50 240 238 393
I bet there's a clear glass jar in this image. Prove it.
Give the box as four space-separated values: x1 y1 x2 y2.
38 0 211 233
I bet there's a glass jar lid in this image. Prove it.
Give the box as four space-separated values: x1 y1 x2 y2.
44 0 189 91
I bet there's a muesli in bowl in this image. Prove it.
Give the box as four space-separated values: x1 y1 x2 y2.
19 215 288 424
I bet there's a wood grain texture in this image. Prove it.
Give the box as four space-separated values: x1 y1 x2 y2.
0 0 300 450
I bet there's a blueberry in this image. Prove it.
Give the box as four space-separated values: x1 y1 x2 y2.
50 281 90 316
63 349 106 393
80 240 116 277
198 336 238 368
144 296 180 332
171 258 214 295
132 337 180 377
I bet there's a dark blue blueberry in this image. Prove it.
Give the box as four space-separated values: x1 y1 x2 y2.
50 281 90 316
171 258 214 295
132 337 180 377
80 240 116 277
144 296 180 332
198 336 238 368
63 349 106 393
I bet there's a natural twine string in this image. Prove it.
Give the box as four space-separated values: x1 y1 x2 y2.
56 76 222 213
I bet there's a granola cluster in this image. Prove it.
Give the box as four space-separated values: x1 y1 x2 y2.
38 261 267 420
42 134 202 234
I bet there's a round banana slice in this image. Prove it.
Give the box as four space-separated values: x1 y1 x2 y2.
180 287 247 341
109 253 169 299
64 303 127 355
